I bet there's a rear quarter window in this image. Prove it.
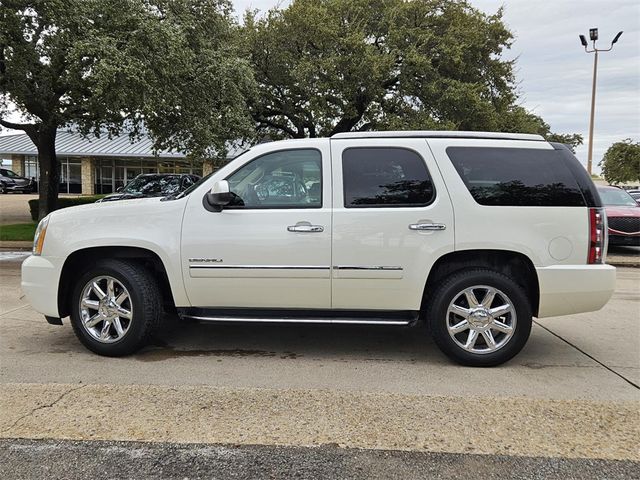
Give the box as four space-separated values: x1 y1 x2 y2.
446 147 586 207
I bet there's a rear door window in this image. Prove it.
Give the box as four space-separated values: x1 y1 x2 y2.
342 147 435 208
446 147 585 206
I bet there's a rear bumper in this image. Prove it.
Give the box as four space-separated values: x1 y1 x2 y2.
536 264 616 318
21 255 64 318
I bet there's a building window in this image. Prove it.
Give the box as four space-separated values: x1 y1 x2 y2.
24 156 39 181
59 157 82 194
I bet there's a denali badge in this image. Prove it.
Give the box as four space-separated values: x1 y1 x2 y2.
188 258 223 263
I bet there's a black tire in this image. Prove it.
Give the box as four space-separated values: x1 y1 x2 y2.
70 259 162 356
426 269 532 367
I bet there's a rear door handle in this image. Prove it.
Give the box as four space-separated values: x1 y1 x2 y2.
409 223 446 231
288 224 324 233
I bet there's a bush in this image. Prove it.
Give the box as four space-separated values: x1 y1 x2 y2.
28 195 105 221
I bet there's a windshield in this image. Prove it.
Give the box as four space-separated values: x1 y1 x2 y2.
598 188 638 207
174 148 252 199
123 175 182 196
0 169 19 178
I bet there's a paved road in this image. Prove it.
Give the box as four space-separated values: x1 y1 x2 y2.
1 438 638 480
0 257 639 477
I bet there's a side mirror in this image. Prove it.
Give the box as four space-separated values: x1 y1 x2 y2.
116 186 123 193
205 180 232 212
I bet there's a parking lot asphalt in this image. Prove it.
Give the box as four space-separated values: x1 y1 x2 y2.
0 194 38 224
0 256 639 476
2 438 638 480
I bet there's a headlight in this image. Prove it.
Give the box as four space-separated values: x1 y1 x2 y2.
33 215 50 256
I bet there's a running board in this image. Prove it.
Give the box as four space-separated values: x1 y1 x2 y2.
179 308 418 326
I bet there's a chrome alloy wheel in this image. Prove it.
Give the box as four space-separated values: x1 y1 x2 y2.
446 285 517 355
79 276 133 343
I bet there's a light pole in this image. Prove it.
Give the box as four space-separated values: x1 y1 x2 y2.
579 28 623 174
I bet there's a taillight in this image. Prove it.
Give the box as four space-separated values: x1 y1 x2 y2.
588 208 605 264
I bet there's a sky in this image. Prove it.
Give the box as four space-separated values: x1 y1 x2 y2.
3 0 639 171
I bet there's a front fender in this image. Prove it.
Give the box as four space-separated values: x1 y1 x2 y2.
42 198 190 307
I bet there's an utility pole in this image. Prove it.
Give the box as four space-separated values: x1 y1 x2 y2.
579 28 623 174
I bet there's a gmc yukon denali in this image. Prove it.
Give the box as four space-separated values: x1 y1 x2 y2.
22 131 616 366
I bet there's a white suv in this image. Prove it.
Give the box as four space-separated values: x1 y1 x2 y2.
22 131 616 366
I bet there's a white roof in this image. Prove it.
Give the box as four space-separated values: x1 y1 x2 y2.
331 130 545 141
0 130 187 158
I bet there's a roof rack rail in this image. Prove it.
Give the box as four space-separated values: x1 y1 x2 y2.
330 130 545 141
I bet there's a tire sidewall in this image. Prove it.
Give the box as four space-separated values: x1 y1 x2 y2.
70 261 151 356
428 270 532 367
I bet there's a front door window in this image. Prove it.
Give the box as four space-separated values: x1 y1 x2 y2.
226 149 322 209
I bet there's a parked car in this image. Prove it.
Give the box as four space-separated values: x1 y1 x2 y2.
626 189 640 206
22 131 616 366
0 168 36 193
96 174 200 202
597 186 640 246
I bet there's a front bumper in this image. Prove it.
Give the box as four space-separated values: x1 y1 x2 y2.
536 264 616 318
4 183 34 192
21 255 65 318
608 233 640 246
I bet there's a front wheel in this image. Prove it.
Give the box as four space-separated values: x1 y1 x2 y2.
70 259 162 356
426 269 532 367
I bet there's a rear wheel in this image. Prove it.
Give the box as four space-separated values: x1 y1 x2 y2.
70 259 162 356
426 269 532 367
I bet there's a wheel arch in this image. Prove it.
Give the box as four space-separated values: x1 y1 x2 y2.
58 246 176 318
422 249 540 317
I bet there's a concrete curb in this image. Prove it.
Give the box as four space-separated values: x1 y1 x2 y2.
0 241 32 250
609 262 640 268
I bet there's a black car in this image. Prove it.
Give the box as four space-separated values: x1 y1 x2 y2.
97 174 200 202
0 168 36 193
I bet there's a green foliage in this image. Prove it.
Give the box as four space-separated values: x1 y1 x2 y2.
599 139 640 185
28 195 105 221
242 0 579 142
0 0 255 156
0 222 36 241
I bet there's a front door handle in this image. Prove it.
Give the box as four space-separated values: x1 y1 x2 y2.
288 224 324 233
409 223 446 231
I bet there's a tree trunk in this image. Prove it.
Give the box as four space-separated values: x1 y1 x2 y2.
34 128 59 220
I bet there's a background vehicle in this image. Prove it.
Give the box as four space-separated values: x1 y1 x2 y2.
597 186 640 246
97 174 200 202
0 168 36 193
626 189 640 206
22 131 616 367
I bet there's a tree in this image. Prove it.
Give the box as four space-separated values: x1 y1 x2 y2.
0 0 254 219
242 0 579 146
599 139 640 185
